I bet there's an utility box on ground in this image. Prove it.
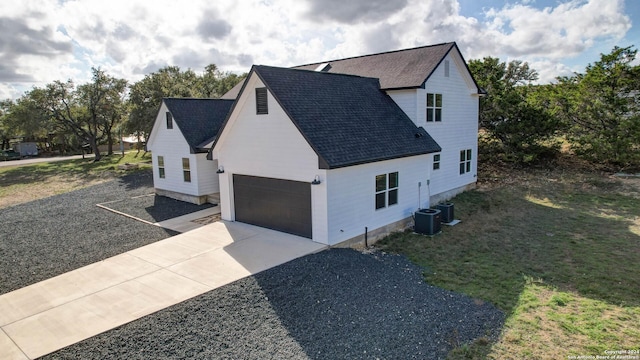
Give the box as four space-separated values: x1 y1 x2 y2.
414 208 442 235
437 203 454 223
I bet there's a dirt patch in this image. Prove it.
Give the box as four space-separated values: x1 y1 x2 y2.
0 175 110 209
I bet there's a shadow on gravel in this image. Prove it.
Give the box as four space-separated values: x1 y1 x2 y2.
251 249 505 359
117 171 155 191
100 194 213 223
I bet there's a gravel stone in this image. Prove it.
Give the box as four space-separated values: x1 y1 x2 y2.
43 249 505 360
101 194 213 223
0 171 210 295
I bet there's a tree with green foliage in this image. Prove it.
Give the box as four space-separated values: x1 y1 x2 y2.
198 64 246 98
469 57 562 162
0 100 17 149
77 68 128 155
553 46 640 169
19 68 128 160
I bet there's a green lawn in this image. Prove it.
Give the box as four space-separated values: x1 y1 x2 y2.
378 166 640 359
0 151 152 209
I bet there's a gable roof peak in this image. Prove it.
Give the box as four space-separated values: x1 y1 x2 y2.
162 98 234 153
241 65 440 169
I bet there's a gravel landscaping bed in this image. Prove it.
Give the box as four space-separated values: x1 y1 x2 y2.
100 194 213 223
43 249 504 360
0 170 209 295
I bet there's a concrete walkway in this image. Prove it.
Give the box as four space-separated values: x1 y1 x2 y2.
0 221 326 359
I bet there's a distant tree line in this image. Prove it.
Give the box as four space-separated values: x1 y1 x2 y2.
469 45 640 171
0 64 245 161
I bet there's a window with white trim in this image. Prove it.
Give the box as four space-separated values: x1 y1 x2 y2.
426 93 442 122
166 112 173 129
157 156 165 179
460 149 472 174
182 158 191 182
433 153 441 170
375 172 399 210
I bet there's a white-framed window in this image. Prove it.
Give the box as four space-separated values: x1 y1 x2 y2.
182 158 191 182
460 149 472 174
375 172 399 210
166 112 173 129
433 153 441 170
426 93 442 122
256 87 268 115
157 156 165 179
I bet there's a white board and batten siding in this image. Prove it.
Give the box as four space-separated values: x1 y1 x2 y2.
147 103 215 197
325 155 431 245
388 49 479 202
213 74 330 242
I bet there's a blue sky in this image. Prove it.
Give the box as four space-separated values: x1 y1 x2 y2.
0 0 636 99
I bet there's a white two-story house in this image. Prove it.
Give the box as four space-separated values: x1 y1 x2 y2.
149 42 483 246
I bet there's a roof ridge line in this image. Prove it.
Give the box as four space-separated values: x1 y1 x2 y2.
255 64 383 83
293 42 455 67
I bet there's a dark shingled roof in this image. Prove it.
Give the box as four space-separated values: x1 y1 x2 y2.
164 98 234 153
221 42 482 99
293 42 457 90
250 65 441 169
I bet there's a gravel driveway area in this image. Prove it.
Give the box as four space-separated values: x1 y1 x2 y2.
0 171 209 295
43 249 504 360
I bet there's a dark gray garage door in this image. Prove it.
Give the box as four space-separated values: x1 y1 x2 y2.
233 174 312 238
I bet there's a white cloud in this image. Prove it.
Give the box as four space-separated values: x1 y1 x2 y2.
482 0 631 59
0 0 633 99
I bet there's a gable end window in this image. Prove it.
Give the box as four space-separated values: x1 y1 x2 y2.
444 60 450 77
182 158 191 182
157 156 165 179
433 153 441 170
460 149 472 175
426 93 442 122
375 172 399 210
166 112 173 129
256 87 268 115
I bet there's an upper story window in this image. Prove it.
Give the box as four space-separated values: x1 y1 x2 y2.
182 158 191 182
166 112 173 129
375 172 399 210
157 156 165 179
256 87 268 115
460 149 472 175
426 93 442 122
433 153 441 170
444 60 450 77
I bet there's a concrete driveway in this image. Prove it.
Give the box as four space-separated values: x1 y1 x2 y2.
0 221 326 359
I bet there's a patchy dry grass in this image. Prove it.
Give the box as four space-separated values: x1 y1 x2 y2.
378 160 640 359
0 152 152 209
